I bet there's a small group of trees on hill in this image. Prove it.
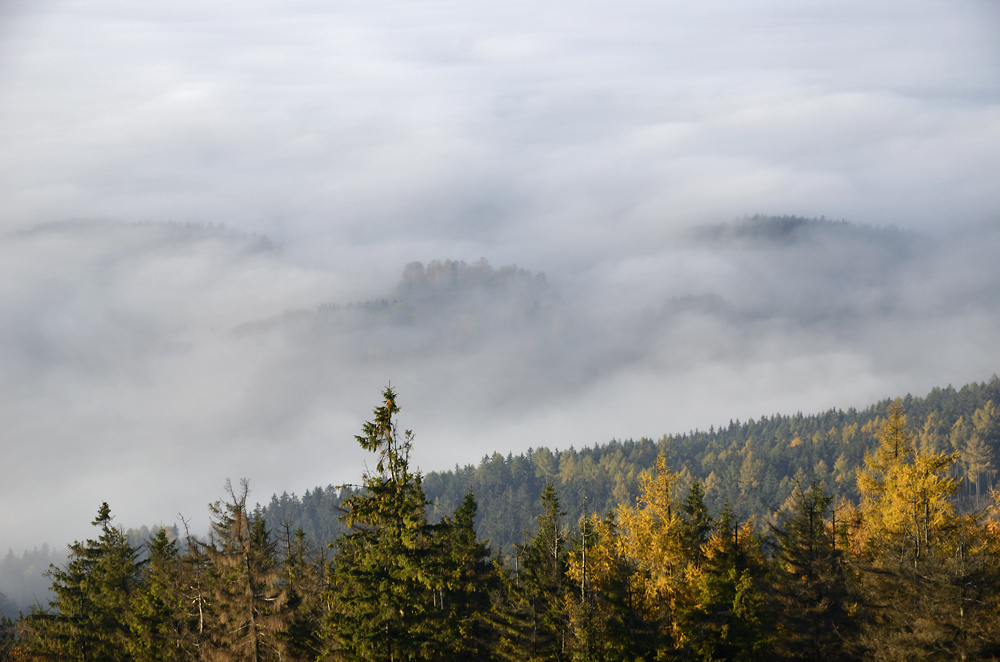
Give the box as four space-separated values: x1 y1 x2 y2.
6 389 1000 660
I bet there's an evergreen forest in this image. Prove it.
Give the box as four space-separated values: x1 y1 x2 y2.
4 377 1000 661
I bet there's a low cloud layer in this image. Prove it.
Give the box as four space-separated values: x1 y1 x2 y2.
2 219 999 553
0 0 998 550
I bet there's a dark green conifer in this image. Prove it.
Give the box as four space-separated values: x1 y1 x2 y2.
675 502 773 662
127 527 192 662
279 527 329 662
428 492 499 661
28 503 143 661
681 480 713 565
770 482 856 662
499 483 569 661
325 387 435 662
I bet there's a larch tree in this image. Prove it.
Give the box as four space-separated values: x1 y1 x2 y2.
848 400 986 661
615 453 687 653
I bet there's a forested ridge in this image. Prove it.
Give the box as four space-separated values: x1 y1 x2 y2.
265 375 1000 554
3 378 1000 660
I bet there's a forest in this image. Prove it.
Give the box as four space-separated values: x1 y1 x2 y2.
3 378 1000 661
264 375 1000 554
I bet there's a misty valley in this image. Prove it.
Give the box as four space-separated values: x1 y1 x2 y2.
2 217 1000 660
3 0 998 657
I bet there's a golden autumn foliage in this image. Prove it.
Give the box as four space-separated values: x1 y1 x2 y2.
852 400 960 565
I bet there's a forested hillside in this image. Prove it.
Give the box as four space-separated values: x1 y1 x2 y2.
263 375 1000 553
7 383 1000 661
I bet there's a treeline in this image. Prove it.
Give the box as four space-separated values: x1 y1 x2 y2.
0 547 63 619
5 388 1000 661
264 376 1000 554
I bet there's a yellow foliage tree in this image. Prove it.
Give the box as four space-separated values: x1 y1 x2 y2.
614 454 688 650
845 401 1000 660
853 400 959 567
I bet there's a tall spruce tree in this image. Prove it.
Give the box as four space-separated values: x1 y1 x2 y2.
681 480 713 567
127 527 192 662
203 480 288 662
325 386 435 662
675 503 773 662
28 503 143 662
500 483 570 662
428 492 499 661
278 526 329 662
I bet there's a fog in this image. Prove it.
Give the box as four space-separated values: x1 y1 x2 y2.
0 0 998 555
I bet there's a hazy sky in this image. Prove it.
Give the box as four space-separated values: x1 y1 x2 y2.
1 0 999 552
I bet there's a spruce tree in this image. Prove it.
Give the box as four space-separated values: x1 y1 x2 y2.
325 386 435 662
28 503 143 661
428 492 499 661
279 527 330 662
203 480 288 662
127 527 192 662
681 480 713 566
770 482 856 662
675 503 773 662
500 483 569 661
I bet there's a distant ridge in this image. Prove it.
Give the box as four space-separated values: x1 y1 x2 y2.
695 214 919 245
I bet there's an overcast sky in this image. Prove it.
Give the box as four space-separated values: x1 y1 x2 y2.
1 0 999 552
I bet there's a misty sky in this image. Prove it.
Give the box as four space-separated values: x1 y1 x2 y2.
1 0 999 552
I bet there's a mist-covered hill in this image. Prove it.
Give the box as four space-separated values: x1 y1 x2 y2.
3 215 999 559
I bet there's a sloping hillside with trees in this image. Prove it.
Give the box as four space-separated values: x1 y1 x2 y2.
263 376 1000 554
6 383 1000 661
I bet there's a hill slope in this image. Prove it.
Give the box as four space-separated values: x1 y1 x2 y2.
264 374 1000 553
